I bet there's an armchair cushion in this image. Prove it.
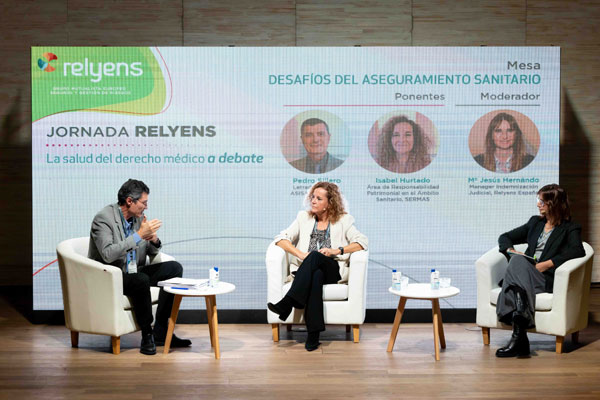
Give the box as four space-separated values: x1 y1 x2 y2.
489 288 553 311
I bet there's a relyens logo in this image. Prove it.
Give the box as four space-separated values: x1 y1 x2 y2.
63 58 143 83
38 53 58 72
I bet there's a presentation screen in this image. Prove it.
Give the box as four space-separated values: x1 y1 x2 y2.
32 47 560 311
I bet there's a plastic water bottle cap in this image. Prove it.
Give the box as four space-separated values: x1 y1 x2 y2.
392 269 397 272
214 267 219 272
431 268 435 272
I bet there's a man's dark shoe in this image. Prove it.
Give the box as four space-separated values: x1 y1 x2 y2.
155 333 192 347
140 332 156 355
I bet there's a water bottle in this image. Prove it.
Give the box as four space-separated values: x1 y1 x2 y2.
392 269 401 290
209 267 219 288
430 268 440 290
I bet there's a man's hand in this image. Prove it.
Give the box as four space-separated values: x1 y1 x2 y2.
149 233 160 245
137 215 162 241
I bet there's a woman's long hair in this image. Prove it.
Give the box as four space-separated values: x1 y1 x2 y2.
482 112 527 172
306 182 346 223
377 115 431 173
538 184 571 225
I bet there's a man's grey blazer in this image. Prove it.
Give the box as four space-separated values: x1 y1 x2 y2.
289 152 344 174
88 203 161 272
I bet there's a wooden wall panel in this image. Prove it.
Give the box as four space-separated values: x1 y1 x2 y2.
68 0 183 45
0 0 68 143
296 0 411 46
527 0 600 280
413 0 526 45
183 0 295 46
527 0 600 46
0 0 68 285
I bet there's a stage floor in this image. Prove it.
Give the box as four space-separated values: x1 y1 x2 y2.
0 287 599 399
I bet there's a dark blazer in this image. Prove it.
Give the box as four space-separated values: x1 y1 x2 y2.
88 203 161 272
498 215 585 292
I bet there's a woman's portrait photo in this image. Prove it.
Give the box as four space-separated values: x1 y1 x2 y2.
368 111 438 174
469 110 540 173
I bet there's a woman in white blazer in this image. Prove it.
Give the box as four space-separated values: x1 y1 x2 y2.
268 182 368 351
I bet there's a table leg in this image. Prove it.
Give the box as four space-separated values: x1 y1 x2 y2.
387 297 407 352
205 296 215 348
207 295 220 359
433 299 446 349
163 294 183 354
431 300 441 361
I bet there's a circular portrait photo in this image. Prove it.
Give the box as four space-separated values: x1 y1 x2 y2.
281 110 350 174
469 110 540 173
368 111 438 174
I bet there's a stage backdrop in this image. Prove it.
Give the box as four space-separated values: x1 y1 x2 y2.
32 47 559 311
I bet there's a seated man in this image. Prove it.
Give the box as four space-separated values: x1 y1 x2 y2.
88 179 191 355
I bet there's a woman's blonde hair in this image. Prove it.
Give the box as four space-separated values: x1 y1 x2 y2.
306 182 346 223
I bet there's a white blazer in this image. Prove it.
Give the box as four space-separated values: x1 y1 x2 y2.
274 211 368 283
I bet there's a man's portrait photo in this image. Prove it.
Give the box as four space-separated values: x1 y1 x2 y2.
281 111 350 174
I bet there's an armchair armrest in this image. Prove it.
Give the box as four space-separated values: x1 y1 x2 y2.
475 245 509 327
57 249 126 336
346 250 369 326
347 250 368 301
475 246 508 292
551 245 594 332
266 241 289 303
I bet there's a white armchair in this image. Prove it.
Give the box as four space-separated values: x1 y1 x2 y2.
475 242 594 353
56 237 174 354
266 241 369 343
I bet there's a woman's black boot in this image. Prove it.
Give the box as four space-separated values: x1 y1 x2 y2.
305 331 321 352
513 290 534 329
267 296 294 321
496 319 530 357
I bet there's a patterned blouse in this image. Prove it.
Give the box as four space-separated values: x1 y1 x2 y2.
308 221 331 251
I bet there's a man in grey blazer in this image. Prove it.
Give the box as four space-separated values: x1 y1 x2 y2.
290 118 344 174
89 179 191 355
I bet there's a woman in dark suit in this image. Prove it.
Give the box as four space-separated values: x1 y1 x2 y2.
495 184 585 357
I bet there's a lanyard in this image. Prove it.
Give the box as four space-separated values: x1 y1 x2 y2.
119 210 137 272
